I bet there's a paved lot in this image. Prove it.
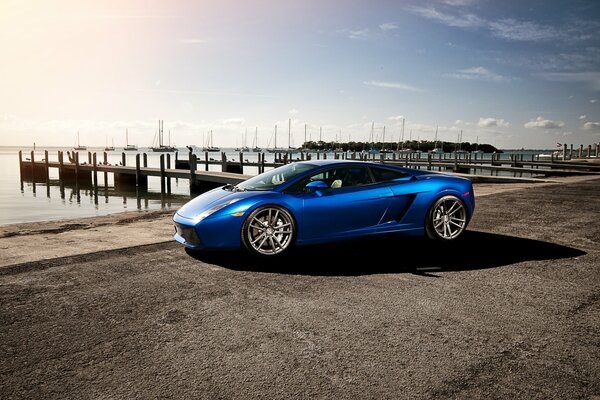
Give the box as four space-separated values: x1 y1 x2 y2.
1 179 599 399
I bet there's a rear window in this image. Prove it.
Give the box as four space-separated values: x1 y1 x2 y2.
369 166 408 182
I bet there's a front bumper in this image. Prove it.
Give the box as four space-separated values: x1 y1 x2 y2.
174 222 202 248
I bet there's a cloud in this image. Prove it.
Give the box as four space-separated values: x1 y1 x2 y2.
445 67 510 82
221 118 245 125
363 80 428 93
388 115 405 121
379 23 399 31
488 19 561 41
591 99 598 103
407 6 594 43
406 6 484 29
579 115 587 120
583 122 600 131
524 116 565 129
477 117 510 128
345 29 369 39
538 72 600 91
288 108 299 115
439 0 478 5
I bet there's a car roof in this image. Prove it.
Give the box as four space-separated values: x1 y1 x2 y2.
301 159 367 167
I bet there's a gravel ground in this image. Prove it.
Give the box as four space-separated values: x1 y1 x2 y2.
1 178 599 399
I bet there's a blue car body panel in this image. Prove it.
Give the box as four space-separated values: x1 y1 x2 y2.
173 160 475 250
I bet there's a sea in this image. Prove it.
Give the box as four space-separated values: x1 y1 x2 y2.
0 146 552 226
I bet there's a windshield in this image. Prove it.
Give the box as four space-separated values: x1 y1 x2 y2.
236 162 317 191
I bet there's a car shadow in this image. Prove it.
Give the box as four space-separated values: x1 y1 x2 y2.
184 230 587 276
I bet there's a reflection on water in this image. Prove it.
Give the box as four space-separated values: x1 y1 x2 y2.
9 171 191 225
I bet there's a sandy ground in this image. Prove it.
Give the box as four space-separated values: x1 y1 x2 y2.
0 176 599 399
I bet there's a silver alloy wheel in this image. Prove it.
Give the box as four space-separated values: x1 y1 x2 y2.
430 195 467 240
245 207 294 255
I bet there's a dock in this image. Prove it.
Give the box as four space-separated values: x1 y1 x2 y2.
18 147 600 196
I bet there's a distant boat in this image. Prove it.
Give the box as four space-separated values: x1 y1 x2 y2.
429 126 444 154
104 136 115 151
267 125 287 153
73 131 87 151
124 128 138 151
251 127 262 152
202 130 220 152
151 120 177 152
235 129 251 152
380 125 393 153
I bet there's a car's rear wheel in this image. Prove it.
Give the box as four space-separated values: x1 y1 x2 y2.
426 195 467 241
242 206 296 256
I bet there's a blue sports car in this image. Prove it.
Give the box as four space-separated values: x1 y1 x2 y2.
173 160 475 256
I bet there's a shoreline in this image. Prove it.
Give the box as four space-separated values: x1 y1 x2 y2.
1 175 599 269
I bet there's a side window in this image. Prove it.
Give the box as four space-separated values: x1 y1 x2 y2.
286 166 374 192
322 166 372 189
370 166 408 182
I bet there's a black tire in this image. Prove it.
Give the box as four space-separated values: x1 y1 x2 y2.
241 205 296 256
425 195 468 241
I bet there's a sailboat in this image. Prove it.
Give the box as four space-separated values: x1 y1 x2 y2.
104 136 115 151
366 122 379 154
455 130 468 154
287 119 299 154
150 120 177 152
202 130 220 152
267 125 286 153
398 119 414 154
124 128 138 151
235 128 250 152
73 131 87 151
472 135 483 155
380 126 393 154
430 126 444 154
252 127 262 152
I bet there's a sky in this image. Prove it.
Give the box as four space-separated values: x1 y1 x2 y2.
1 0 599 149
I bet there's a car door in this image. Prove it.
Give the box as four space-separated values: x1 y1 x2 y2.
299 166 393 242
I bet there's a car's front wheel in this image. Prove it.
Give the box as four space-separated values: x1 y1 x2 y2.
242 206 296 256
425 195 468 241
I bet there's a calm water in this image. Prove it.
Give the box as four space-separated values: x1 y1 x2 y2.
0 146 549 226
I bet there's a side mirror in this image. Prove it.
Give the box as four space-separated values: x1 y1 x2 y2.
305 180 328 192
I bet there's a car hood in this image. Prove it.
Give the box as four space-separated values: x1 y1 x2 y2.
176 186 276 220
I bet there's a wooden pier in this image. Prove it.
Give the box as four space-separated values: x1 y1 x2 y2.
18 148 600 196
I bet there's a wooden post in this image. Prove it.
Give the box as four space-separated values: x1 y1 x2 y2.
221 152 227 172
204 151 209 171
260 152 265 173
135 153 141 187
427 153 432 170
569 144 573 159
579 144 583 158
563 144 567 160
122 152 126 166
44 150 49 181
188 152 198 194
30 150 35 179
160 154 165 193
93 152 98 189
58 151 63 180
143 153 148 167
587 145 592 158
239 152 244 174
75 151 79 180
189 153 196 192
323 153 327 160
18 150 23 181
166 153 171 193
103 151 108 185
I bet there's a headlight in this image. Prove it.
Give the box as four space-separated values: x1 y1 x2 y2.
192 198 241 223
